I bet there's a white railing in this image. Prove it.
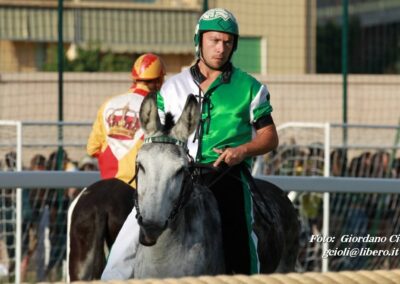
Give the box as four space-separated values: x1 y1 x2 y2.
1 120 399 281
1 171 400 282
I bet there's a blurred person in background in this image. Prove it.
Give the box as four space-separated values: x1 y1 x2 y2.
370 151 391 178
0 234 9 277
347 151 371 177
46 148 77 172
3 151 16 171
44 149 78 280
330 148 348 177
21 154 46 281
78 155 98 171
87 53 166 186
392 157 400 178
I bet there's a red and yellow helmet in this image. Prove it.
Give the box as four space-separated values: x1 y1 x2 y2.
131 53 166 81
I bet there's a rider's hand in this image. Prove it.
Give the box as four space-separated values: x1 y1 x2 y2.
213 146 247 168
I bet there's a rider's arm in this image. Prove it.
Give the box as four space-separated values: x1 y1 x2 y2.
214 83 277 167
213 120 278 167
87 103 107 157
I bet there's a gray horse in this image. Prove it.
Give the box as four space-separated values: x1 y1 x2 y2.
134 93 224 277
68 94 299 280
133 93 299 278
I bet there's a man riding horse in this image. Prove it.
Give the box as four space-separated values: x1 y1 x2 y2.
87 53 166 185
102 8 280 279
68 53 166 281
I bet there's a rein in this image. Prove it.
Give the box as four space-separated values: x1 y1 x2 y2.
133 135 256 227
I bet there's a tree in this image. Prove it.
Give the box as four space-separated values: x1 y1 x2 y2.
42 44 134 72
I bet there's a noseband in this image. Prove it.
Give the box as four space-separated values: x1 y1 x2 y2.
133 135 195 228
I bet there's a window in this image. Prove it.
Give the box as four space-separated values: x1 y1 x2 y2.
232 36 264 74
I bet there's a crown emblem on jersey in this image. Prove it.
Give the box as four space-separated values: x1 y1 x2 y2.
106 104 140 140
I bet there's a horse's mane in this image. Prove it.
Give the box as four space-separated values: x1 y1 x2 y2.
162 112 176 134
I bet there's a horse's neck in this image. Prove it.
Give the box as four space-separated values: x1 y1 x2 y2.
168 185 219 243
142 185 220 253
135 185 225 278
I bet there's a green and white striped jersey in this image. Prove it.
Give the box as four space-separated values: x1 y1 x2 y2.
157 63 273 167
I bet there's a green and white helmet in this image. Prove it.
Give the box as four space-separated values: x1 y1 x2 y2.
194 8 239 57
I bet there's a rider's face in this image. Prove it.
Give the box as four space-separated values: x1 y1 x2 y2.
201 31 234 70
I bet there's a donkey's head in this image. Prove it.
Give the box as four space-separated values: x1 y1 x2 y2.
136 93 200 246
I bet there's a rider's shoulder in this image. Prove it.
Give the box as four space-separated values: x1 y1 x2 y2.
231 66 261 86
160 68 192 98
164 68 192 86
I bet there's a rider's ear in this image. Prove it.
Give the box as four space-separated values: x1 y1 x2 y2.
139 92 162 136
171 94 200 141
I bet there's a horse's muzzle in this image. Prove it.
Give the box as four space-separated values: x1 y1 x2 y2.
138 220 167 246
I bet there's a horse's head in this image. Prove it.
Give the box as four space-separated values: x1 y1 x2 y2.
136 93 200 246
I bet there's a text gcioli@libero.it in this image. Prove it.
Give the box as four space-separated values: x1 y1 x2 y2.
310 234 400 259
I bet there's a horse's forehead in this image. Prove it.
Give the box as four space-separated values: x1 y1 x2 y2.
139 143 185 164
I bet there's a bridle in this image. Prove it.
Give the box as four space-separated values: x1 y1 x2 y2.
132 135 276 233
133 135 196 229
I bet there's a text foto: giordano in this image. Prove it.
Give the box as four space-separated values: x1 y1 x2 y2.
341 234 400 243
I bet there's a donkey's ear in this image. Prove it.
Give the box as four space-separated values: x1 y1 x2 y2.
139 92 162 136
171 94 200 141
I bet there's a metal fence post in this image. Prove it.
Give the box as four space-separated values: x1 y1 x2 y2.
15 121 22 284
322 122 331 272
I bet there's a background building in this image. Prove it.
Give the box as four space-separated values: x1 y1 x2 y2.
0 0 316 74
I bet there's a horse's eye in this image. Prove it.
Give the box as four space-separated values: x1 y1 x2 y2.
137 163 145 174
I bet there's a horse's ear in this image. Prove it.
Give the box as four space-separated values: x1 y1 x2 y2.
139 92 162 136
171 94 200 141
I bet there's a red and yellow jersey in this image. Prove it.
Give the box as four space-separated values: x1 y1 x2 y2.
87 83 150 186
